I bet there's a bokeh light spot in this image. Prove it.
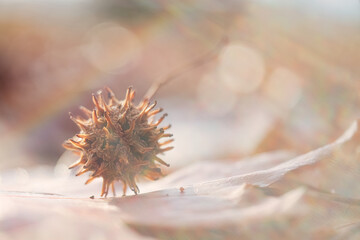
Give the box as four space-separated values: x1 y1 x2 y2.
264 67 303 109
197 72 237 116
219 43 265 94
82 22 141 74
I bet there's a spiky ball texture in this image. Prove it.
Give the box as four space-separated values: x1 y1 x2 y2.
63 87 173 197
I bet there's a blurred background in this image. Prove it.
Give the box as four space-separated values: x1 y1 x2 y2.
0 0 359 174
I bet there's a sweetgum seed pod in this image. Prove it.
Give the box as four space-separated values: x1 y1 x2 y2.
63 87 173 197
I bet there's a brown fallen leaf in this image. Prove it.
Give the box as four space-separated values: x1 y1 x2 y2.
109 120 360 239
2 120 360 239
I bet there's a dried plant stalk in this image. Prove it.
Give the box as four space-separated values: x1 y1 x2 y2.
144 36 228 100
63 87 173 197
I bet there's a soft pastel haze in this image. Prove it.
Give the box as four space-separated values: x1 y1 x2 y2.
0 1 359 239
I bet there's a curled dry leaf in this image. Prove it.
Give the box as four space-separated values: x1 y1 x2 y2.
2 120 360 239
110 120 360 239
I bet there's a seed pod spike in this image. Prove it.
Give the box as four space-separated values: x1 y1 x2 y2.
96 90 105 106
79 154 87 163
160 133 173 138
160 146 174 153
71 118 87 127
140 126 156 132
125 120 136 135
129 89 135 101
154 156 170 167
69 156 86 169
63 141 81 151
155 113 168 126
102 127 111 138
104 86 119 105
104 86 115 98
148 108 163 117
122 181 127 196
104 111 117 132
101 179 107 197
92 110 101 128
124 86 133 109
79 106 92 117
135 185 140 194
136 145 153 154
76 134 88 138
111 182 116 197
69 139 84 149
139 101 150 117
76 168 89 176
69 112 88 131
103 101 111 113
163 124 171 130
92 94 104 115
128 176 139 195
72 151 81 156
85 177 95 185
160 139 174 146
69 160 82 169
83 156 94 168
92 165 106 177
104 180 111 198
145 101 157 114
138 98 149 110
74 115 87 122
125 86 132 100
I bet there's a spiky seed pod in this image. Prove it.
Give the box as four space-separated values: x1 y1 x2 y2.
63 87 173 197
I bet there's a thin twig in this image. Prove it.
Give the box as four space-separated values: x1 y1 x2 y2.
144 35 229 100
